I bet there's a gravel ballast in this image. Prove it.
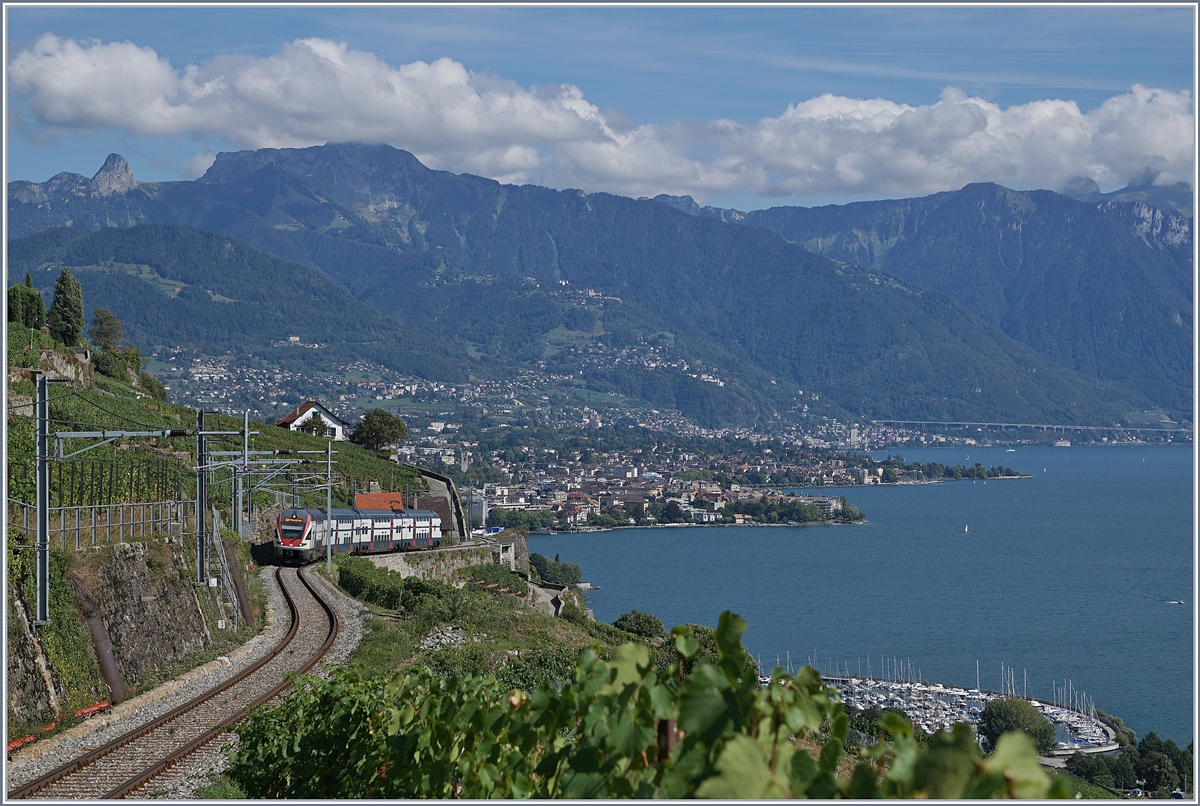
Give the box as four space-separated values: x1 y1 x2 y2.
7 565 367 799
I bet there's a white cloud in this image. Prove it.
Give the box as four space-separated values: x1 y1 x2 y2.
182 151 216 178
9 34 1194 201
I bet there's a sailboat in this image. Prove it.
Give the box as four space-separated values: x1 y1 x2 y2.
964 524 969 534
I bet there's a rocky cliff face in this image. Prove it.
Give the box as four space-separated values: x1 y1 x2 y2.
7 539 247 735
70 541 217 686
91 154 138 197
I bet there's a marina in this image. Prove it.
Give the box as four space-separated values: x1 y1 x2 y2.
761 670 1119 754
757 653 1117 753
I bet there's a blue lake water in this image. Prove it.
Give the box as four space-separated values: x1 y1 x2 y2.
529 445 1195 745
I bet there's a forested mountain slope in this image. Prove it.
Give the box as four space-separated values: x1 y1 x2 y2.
657 183 1193 414
7 225 470 383
8 145 1157 427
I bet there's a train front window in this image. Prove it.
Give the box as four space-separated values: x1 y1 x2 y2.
281 524 304 538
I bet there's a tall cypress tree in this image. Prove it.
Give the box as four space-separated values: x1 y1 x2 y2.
47 269 84 346
8 283 45 329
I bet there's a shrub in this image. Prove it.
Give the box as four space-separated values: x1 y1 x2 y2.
458 563 529 597
334 556 406 610
979 697 1056 754
92 350 128 381
529 553 582 585
613 609 665 638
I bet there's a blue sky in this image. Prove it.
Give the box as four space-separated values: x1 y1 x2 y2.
6 5 1196 210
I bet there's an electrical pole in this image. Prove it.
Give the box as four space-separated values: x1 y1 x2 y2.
196 408 206 586
241 410 250 535
34 372 50 625
326 440 333 576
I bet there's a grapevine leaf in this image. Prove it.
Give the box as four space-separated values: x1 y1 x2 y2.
695 734 785 799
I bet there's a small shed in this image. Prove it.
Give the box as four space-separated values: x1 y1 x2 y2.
275 401 351 441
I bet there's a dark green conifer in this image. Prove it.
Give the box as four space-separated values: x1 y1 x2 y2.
47 269 84 346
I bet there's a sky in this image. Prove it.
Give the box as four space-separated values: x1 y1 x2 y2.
4 4 1196 210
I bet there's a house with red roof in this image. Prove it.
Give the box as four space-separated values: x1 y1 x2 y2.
275 401 351 441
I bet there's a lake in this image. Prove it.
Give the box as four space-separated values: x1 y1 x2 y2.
528 444 1194 745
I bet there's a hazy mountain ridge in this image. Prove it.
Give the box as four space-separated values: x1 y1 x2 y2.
7 144 1163 428
657 182 1193 413
8 224 471 383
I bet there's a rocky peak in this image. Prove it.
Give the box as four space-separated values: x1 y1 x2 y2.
91 153 137 196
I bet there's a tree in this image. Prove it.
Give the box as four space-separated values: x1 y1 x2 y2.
1110 753 1137 790
1136 750 1180 794
350 409 408 451
47 269 85 346
298 412 329 438
664 500 685 522
613 609 665 638
88 309 124 351
7 283 46 329
978 697 1056 755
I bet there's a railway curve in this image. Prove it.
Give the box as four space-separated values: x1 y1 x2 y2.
8 565 338 800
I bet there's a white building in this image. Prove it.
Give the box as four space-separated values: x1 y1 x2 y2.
275 400 351 441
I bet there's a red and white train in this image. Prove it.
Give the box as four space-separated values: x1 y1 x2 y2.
274 507 442 563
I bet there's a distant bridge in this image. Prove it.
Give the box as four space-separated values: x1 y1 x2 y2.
870 420 1188 434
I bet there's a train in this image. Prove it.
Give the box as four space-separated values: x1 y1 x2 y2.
274 507 442 563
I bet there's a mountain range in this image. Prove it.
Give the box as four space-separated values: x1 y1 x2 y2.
655 182 1193 414
8 144 1191 429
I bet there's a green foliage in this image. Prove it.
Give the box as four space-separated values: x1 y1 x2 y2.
334 556 408 610
726 497 825 523
7 321 58 368
1056 770 1122 799
192 773 245 799
979 697 1056 755
8 283 46 329
8 225 471 384
1065 752 1118 790
558 593 589 626
138 371 167 401
47 269 85 346
227 612 1070 799
92 349 128 381
529 553 581 585
613 609 665 638
487 508 556 531
7 543 107 721
297 412 329 438
350 408 408 451
1134 732 1191 795
88 308 124 351
420 642 580 694
458 564 529 597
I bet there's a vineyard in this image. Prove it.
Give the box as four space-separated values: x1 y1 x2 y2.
226 612 1072 799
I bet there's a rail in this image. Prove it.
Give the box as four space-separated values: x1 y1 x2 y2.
7 565 339 800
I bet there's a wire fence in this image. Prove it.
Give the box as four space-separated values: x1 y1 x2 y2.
9 500 192 550
7 456 192 509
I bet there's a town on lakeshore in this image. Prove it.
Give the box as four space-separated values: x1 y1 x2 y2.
6 6 1193 796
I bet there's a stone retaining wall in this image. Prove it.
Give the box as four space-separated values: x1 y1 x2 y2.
365 533 528 582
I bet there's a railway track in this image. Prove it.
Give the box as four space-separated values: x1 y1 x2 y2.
9 565 339 800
